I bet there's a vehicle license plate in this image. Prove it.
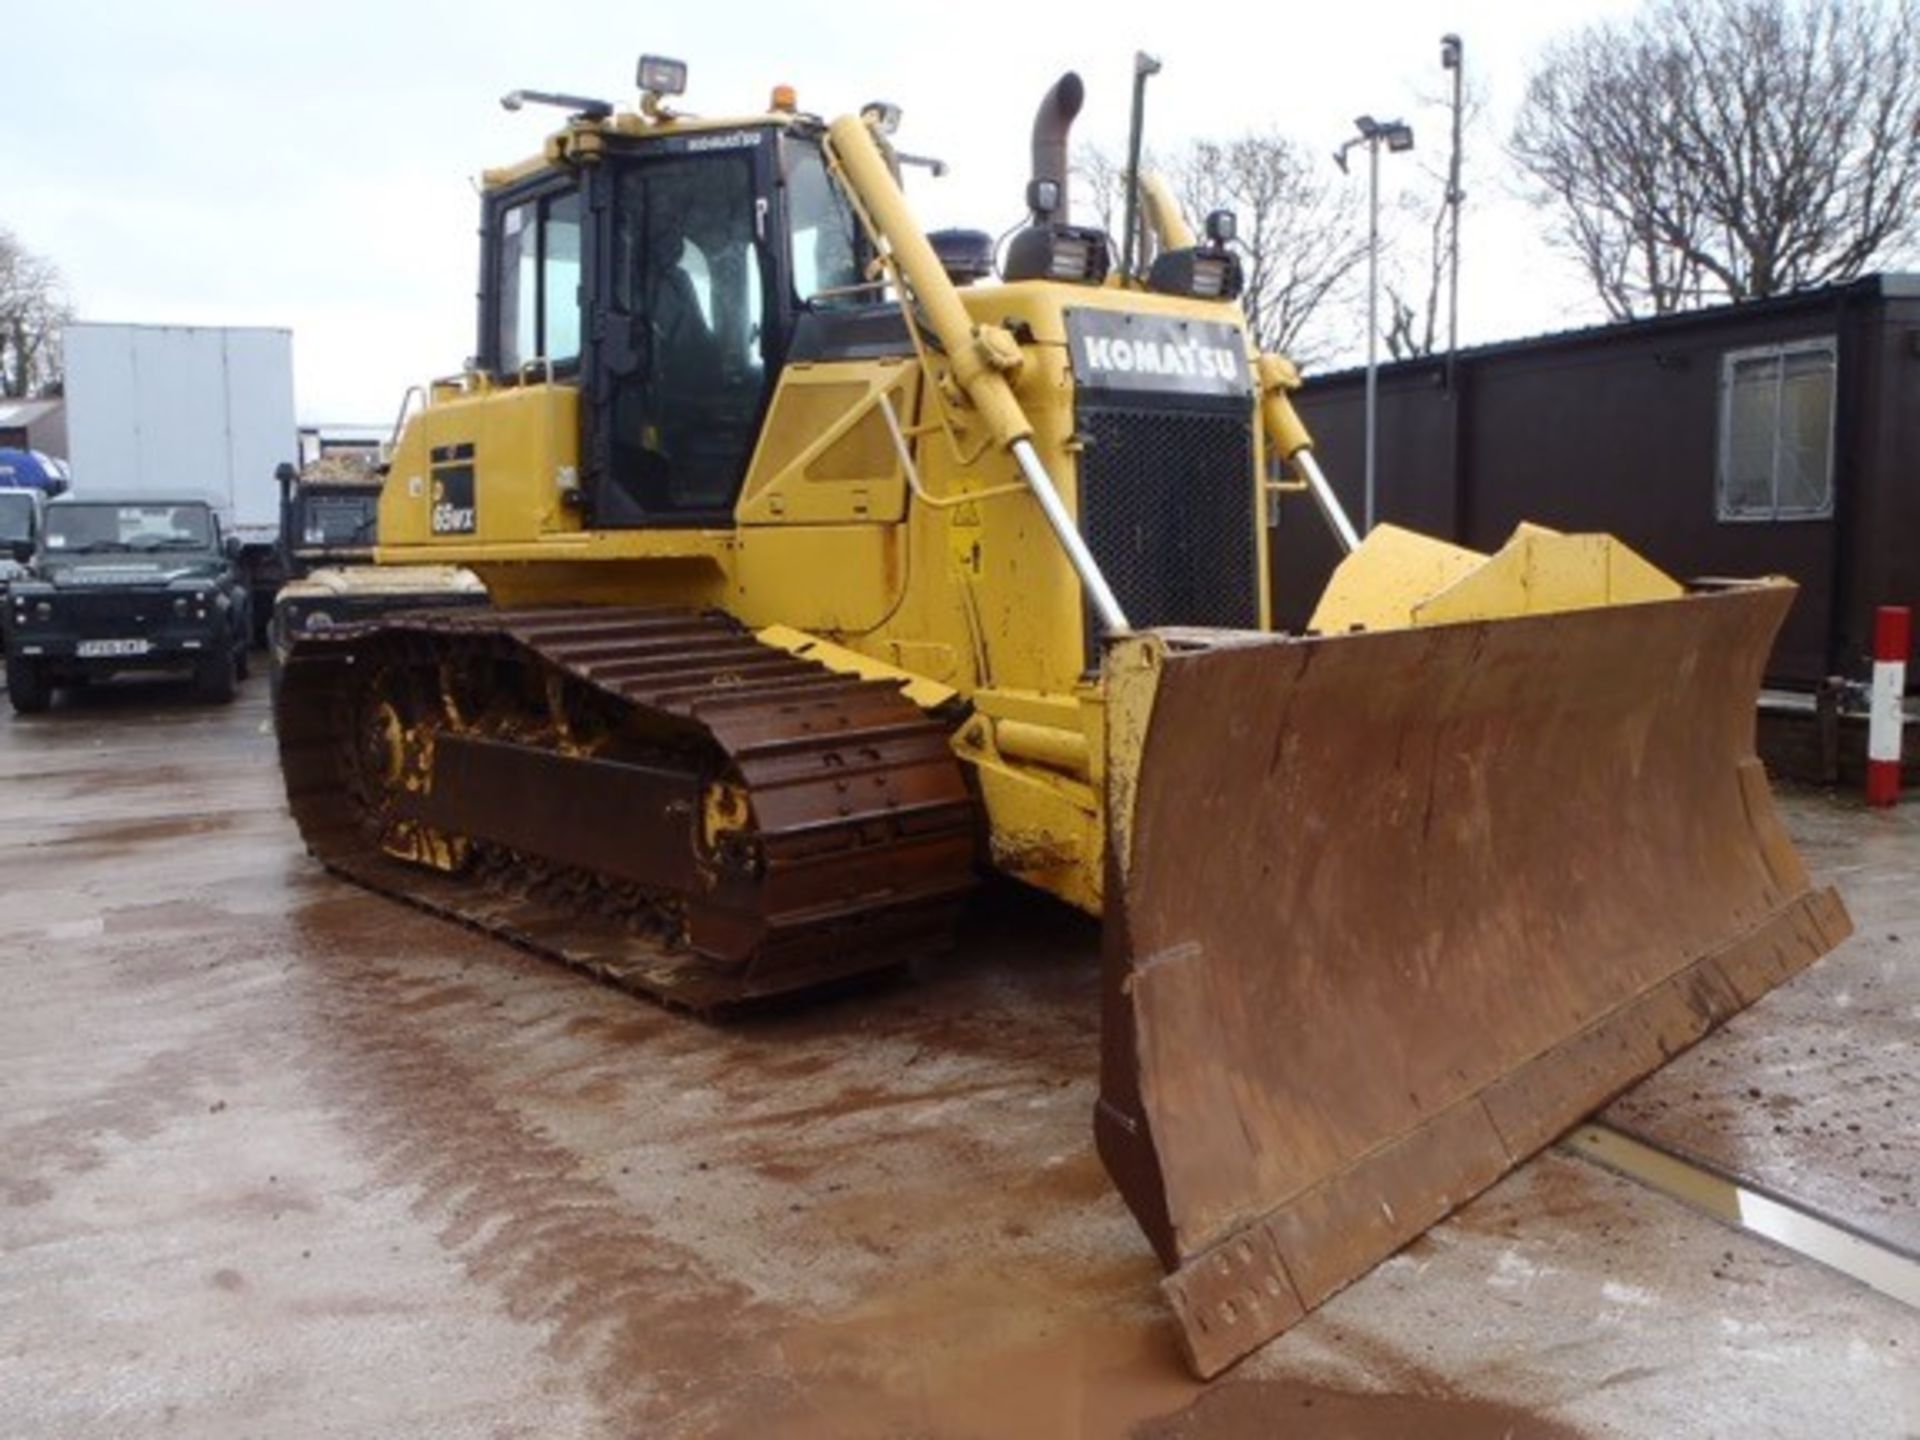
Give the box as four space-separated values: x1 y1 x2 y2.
77 639 151 658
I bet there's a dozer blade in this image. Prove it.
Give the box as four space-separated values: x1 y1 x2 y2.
1095 579 1850 1378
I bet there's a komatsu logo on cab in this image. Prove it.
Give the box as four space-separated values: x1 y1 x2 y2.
1063 311 1251 399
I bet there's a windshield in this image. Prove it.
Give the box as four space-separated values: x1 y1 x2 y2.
44 503 216 555
783 137 864 306
0 494 32 546
299 492 379 546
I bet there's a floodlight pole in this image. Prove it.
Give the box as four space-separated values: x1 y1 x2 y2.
1335 117 1410 535
1443 33 1465 389
1334 117 1410 536
1364 136 1382 536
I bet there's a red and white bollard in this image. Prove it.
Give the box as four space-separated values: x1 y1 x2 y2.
1867 605 1909 807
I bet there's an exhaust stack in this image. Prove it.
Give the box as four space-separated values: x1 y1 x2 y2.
1029 72 1084 223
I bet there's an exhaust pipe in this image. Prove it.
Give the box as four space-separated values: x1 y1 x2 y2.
1030 72 1084 223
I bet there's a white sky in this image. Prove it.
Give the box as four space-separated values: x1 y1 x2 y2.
7 0 1643 423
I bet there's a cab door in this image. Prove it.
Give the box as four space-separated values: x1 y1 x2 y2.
583 133 782 528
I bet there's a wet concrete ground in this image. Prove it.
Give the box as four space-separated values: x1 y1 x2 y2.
1 678 1916 1438
1605 790 1920 1260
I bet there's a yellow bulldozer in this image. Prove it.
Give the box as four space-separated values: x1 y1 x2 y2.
276 57 1850 1378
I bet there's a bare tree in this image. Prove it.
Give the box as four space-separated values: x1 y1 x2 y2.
1382 82 1485 361
1175 135 1369 364
0 229 74 398
1512 0 1920 319
1074 135 1367 365
1071 143 1141 242
1382 206 1448 360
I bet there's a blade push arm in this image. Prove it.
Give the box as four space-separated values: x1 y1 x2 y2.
824 114 1131 633
1258 353 1360 554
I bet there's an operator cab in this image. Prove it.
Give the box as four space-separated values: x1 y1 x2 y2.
479 87 866 529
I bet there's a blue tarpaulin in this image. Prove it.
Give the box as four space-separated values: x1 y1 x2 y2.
0 448 67 492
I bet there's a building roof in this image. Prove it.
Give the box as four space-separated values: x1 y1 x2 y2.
62 322 292 337
0 397 63 427
1304 272 1920 387
49 491 223 509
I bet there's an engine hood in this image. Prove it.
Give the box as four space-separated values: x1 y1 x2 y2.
40 556 226 589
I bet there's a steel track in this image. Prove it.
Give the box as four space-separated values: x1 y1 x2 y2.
277 607 979 1011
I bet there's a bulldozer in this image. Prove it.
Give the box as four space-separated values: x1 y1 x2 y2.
275 58 1850 1378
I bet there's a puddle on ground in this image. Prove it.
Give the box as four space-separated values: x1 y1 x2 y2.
1131 1378 1586 1440
1564 1124 1920 1311
42 915 107 940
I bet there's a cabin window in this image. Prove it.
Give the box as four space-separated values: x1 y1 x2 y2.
541 191 583 365
495 187 583 376
497 201 536 373
1717 338 1836 522
783 139 864 307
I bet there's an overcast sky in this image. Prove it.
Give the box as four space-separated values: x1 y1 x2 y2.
7 0 1644 423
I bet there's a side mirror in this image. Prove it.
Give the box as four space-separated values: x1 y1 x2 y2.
223 534 244 561
8 539 32 564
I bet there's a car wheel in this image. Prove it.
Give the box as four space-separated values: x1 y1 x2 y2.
6 654 51 714
194 647 238 704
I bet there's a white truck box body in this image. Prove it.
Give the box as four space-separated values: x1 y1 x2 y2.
62 324 297 546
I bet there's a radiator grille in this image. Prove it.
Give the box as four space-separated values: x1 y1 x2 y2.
1076 403 1260 632
46 589 174 636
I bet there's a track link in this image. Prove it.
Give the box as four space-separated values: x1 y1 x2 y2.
276 607 979 1010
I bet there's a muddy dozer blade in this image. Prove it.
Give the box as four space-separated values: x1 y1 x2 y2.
1095 582 1850 1378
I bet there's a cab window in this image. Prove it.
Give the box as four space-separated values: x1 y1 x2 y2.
602 153 770 516
783 139 864 306
496 188 583 375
